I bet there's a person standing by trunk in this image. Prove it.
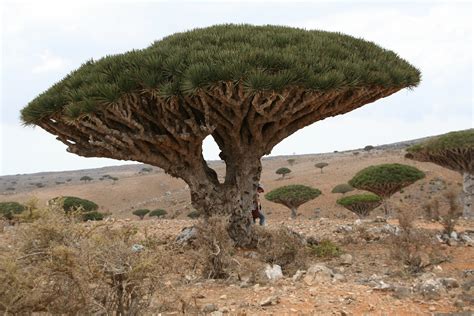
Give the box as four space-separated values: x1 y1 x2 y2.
252 184 266 225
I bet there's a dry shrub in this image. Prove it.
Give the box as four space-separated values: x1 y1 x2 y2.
388 210 443 274
423 198 440 220
194 216 235 279
0 203 167 314
440 190 462 235
254 226 309 275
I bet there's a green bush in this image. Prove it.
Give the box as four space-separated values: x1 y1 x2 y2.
287 158 296 166
337 194 382 218
53 196 99 213
349 163 425 198
80 176 93 183
276 167 291 178
187 210 201 219
132 209 150 220
310 239 342 258
364 145 375 151
82 211 104 221
149 209 167 218
0 202 25 219
265 185 321 219
331 183 354 195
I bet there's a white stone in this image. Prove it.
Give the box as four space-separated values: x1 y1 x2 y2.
264 264 283 282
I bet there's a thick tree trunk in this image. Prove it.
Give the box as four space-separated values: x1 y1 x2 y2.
290 207 298 219
186 155 262 248
463 172 474 218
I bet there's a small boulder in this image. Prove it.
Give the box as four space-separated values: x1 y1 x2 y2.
264 264 283 282
418 278 444 300
260 295 280 306
292 270 305 282
439 278 459 289
202 303 219 313
340 254 353 266
450 231 458 240
176 226 198 244
304 264 333 285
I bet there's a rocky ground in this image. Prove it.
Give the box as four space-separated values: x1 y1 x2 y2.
91 216 474 315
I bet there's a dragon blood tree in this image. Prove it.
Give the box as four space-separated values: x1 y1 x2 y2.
265 185 321 219
21 24 420 247
406 129 474 218
337 193 382 218
349 164 425 216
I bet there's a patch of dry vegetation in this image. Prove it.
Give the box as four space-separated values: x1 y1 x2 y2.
0 203 171 314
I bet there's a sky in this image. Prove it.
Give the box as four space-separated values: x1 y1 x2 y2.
0 0 472 176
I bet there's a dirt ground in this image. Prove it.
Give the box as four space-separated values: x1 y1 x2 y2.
1 147 473 315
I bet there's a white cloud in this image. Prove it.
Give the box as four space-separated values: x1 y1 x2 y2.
31 50 69 74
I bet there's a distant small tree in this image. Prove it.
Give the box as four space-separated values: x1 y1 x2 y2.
315 162 329 174
265 185 321 219
80 176 93 183
276 167 291 179
287 158 296 166
51 196 99 213
331 184 354 196
110 176 119 184
364 145 375 152
0 201 25 220
149 209 167 218
140 167 153 174
337 194 382 218
406 129 473 218
349 164 425 216
133 209 150 220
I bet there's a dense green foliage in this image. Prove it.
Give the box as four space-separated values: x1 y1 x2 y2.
265 185 321 208
133 209 150 219
82 211 104 221
349 164 425 196
331 183 354 195
276 167 291 177
337 193 382 206
364 145 375 151
149 209 167 217
407 129 474 153
0 202 26 219
22 24 420 124
54 196 99 213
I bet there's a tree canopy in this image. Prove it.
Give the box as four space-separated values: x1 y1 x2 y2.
276 167 291 178
337 193 382 218
331 183 354 195
0 202 25 219
349 163 425 198
406 129 474 174
265 185 321 209
52 196 99 213
22 24 420 124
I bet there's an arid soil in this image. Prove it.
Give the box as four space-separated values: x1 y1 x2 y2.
1 147 473 315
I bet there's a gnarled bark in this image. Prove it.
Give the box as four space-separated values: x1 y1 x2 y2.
463 172 474 218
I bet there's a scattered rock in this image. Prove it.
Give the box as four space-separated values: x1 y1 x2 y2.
340 254 353 266
450 231 458 240
292 270 306 282
210 312 223 316
131 244 145 252
202 303 218 313
447 238 458 247
260 295 280 306
393 286 412 299
439 278 459 289
303 264 333 285
336 225 353 233
175 226 198 244
460 233 474 246
219 294 227 300
333 273 346 282
432 265 443 273
354 219 362 226
373 216 387 223
454 299 465 308
264 264 283 282
418 278 444 300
